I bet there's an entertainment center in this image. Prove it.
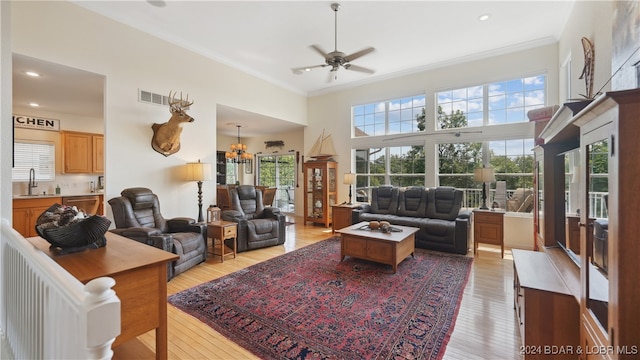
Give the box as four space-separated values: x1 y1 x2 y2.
515 89 640 359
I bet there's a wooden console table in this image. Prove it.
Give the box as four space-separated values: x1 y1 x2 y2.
27 232 178 360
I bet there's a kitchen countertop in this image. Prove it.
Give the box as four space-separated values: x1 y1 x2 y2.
13 192 104 199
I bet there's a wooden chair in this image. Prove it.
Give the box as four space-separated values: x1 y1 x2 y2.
263 188 277 207
217 185 231 210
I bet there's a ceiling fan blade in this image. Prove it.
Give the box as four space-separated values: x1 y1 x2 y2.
291 64 327 74
310 45 330 59
344 64 375 74
344 47 375 62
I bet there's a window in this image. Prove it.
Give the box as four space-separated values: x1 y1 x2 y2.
353 95 425 137
13 141 55 182
436 75 546 128
389 146 425 187
355 146 426 199
436 86 484 127
489 139 535 190
438 141 482 189
355 148 385 196
226 163 237 185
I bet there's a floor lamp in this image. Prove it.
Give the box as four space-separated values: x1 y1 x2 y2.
343 172 356 205
474 166 495 210
185 159 212 222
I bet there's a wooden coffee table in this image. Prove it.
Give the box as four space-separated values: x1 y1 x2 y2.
335 221 419 273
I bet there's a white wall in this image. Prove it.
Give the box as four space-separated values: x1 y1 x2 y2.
9 1 307 222
1 1 12 222
558 1 613 101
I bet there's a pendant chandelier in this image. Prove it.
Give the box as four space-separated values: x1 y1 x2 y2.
225 124 252 163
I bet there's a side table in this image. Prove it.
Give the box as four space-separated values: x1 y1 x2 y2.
331 204 360 233
207 221 237 262
473 209 505 258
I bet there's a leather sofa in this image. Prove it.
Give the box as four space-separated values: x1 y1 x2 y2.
108 187 207 280
352 186 471 255
222 185 286 252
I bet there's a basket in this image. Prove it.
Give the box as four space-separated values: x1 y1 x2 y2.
35 203 111 254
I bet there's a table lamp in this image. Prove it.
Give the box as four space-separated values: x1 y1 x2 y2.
474 166 495 210
343 172 356 205
185 159 212 222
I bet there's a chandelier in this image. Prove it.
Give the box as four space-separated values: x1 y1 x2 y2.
225 124 252 163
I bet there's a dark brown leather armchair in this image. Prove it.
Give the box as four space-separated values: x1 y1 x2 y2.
221 185 285 252
108 187 207 280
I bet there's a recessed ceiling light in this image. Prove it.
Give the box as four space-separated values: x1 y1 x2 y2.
29 102 39 107
479 14 490 22
26 71 40 77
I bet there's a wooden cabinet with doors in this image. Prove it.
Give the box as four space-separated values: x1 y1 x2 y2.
572 90 640 359
331 204 359 233
512 249 580 359
529 90 640 359
13 197 62 237
61 131 104 174
303 159 337 228
216 151 227 185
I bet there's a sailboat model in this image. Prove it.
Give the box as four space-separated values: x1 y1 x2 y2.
308 130 337 161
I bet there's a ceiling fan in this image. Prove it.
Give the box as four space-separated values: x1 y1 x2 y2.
292 3 375 82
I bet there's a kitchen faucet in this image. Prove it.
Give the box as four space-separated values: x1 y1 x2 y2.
28 168 37 195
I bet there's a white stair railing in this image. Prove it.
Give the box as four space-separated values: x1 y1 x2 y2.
1 218 120 360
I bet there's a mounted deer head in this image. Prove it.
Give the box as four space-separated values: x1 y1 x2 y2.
151 91 194 156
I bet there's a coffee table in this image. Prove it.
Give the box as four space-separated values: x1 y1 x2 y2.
335 221 419 273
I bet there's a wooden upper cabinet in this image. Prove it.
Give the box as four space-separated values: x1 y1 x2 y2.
62 131 103 174
92 134 104 173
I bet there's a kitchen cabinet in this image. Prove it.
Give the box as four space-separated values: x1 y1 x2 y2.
61 131 103 174
13 197 62 237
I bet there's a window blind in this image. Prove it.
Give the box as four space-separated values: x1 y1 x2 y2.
12 141 55 182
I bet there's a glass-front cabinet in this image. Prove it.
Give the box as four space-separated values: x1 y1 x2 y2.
573 89 639 359
530 90 640 359
303 159 337 227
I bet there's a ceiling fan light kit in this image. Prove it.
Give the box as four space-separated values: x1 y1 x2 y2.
292 2 375 81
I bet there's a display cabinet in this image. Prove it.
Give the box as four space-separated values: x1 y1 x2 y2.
216 151 227 185
303 159 337 227
573 90 640 359
526 90 640 359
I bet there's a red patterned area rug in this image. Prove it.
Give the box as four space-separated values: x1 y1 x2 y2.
168 237 472 359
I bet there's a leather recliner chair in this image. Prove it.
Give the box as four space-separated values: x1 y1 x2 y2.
108 187 207 280
221 185 286 252
593 194 609 273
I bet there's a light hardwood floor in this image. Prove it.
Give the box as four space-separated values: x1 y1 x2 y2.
113 216 523 360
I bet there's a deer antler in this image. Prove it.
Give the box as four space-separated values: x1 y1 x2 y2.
167 90 194 112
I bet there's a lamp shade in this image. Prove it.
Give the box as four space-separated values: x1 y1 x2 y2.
185 160 212 181
343 172 356 185
474 167 495 183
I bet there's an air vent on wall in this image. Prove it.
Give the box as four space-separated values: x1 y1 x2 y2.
139 89 191 109
139 89 168 106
